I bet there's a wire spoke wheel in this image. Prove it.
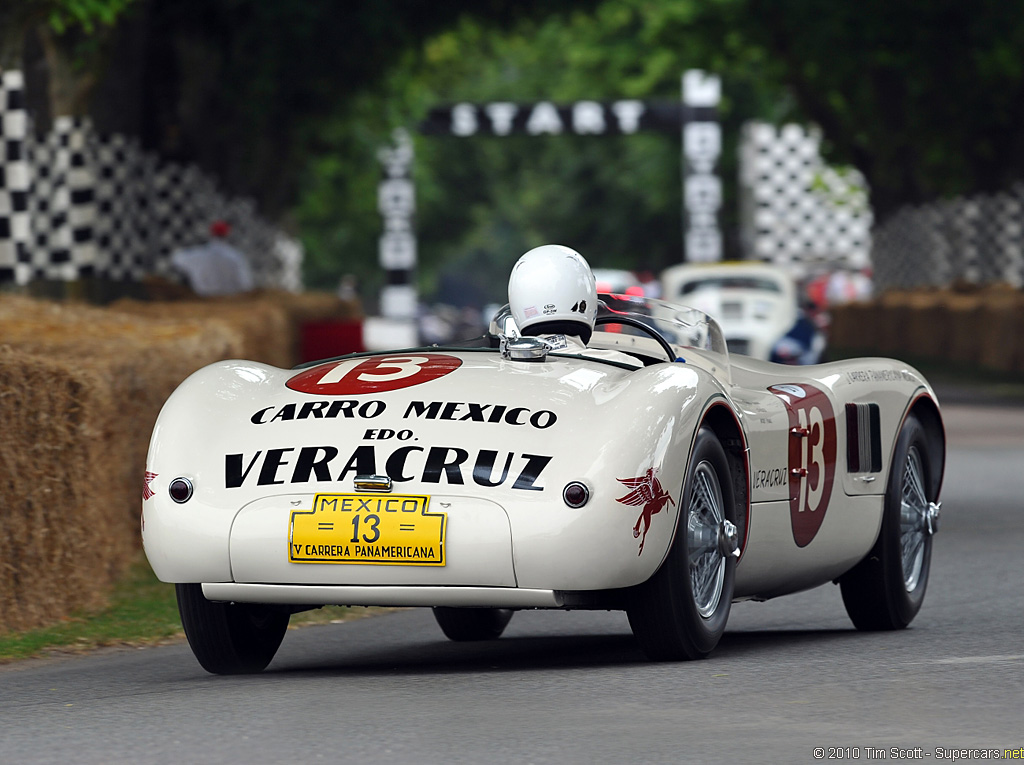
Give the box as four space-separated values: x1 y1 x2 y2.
899 446 929 591
688 463 726 618
840 412 941 631
627 427 737 661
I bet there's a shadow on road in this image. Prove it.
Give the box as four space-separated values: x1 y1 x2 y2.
262 623 864 677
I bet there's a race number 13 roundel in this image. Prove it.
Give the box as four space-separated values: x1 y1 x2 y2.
768 384 837 547
287 354 462 395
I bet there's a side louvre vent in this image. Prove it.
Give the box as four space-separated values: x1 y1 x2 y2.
846 403 882 473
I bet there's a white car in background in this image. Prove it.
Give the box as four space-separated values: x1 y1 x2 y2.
592 268 642 295
661 262 824 364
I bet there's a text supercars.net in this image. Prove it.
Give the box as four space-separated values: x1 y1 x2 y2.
811 747 1023 761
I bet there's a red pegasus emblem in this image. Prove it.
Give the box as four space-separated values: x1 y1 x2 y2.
616 468 675 555
143 471 157 501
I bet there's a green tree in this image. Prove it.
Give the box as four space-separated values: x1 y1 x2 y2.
652 0 1024 218
296 2 761 304
302 0 1024 303
13 0 1022 296
1 0 136 115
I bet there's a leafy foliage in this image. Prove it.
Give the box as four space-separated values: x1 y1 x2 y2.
653 0 1024 216
13 0 1024 299
296 2 770 305
46 0 137 34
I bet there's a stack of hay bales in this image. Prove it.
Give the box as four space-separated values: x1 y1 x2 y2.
826 300 878 353
829 285 1024 374
111 289 360 367
939 289 986 366
898 290 950 361
974 286 1024 373
0 296 243 631
1 346 120 633
108 296 293 369
0 290 356 633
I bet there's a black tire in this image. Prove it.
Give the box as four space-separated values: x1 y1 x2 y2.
840 413 938 630
432 607 514 641
627 428 737 660
175 583 290 674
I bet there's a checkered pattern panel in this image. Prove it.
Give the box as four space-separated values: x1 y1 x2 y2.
93 132 153 280
1 69 32 285
2 86 304 290
872 185 1024 291
739 122 873 278
152 163 196 275
31 119 75 279
64 116 98 278
2 70 304 290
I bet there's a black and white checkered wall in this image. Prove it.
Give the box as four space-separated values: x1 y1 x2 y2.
739 122 873 278
871 187 1024 291
1 67 303 290
28 116 99 281
1 69 32 284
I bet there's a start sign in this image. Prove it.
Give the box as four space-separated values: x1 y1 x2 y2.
419 99 716 137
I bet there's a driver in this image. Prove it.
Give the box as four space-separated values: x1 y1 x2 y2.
508 244 642 367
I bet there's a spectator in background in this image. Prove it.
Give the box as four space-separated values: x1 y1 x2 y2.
171 220 255 296
637 270 662 299
337 273 359 301
825 267 873 304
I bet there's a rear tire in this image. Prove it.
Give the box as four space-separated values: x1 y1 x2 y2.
176 583 290 674
627 428 737 660
840 413 938 630
432 607 513 641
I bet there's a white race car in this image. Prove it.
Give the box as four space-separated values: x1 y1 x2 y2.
661 262 825 363
143 296 944 673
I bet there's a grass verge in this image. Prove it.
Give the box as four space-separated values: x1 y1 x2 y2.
0 552 376 665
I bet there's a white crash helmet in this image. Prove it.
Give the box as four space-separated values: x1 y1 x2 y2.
508 244 598 342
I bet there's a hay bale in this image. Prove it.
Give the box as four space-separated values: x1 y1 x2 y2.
0 348 116 631
892 289 948 361
0 295 245 633
875 292 913 355
265 289 361 323
108 296 293 369
828 300 881 353
976 291 1024 373
250 290 363 364
113 290 361 369
937 292 985 364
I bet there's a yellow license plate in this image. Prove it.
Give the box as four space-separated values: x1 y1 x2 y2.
289 493 446 565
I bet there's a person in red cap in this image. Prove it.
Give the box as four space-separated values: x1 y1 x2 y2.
170 219 254 296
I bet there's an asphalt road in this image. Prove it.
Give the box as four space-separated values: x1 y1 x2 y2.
2 402 1022 764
